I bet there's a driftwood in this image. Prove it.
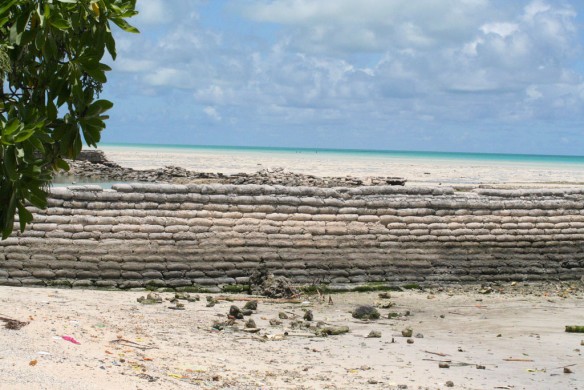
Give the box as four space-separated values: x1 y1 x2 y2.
423 350 450 357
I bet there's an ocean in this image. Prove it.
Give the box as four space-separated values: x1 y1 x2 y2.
99 143 584 165
52 142 584 188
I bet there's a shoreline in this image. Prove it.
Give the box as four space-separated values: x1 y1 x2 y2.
94 145 584 189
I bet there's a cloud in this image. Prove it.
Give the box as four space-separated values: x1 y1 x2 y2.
203 106 222 121
136 0 175 25
102 0 584 154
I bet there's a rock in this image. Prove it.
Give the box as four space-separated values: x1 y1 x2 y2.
269 318 282 326
564 367 573 374
245 318 256 329
229 305 244 319
445 380 454 387
243 300 258 310
242 309 253 316
415 333 424 338
303 310 313 321
64 153 406 187
278 312 289 319
439 362 450 369
352 305 380 320
366 330 382 338
401 328 413 337
378 292 391 299
317 326 350 336
406 338 414 344
137 292 162 305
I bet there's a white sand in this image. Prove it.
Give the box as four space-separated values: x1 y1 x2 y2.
1 286 583 389
99 145 584 188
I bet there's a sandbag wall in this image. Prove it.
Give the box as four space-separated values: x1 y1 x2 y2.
1 183 584 289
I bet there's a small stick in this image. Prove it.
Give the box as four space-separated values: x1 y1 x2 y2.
423 350 450 357
503 358 534 362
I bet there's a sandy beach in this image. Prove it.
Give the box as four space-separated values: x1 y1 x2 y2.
1 284 583 390
99 145 584 188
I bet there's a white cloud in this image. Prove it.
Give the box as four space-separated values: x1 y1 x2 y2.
136 0 175 25
203 106 222 121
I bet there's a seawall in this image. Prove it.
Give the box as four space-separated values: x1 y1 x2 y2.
1 183 583 290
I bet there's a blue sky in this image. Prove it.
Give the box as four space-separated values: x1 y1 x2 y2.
101 0 584 155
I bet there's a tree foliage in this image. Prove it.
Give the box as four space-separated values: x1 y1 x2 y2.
0 0 138 239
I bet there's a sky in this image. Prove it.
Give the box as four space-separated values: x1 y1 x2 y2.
101 0 584 155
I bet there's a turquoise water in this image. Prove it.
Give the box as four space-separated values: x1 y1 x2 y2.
101 142 584 165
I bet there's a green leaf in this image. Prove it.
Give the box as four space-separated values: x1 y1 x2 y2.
50 16 71 30
14 129 35 143
3 146 18 181
2 118 21 137
104 30 116 59
86 99 113 117
0 0 18 18
55 158 70 171
17 203 33 233
111 17 139 33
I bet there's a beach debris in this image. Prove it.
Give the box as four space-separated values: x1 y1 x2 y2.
29 360 38 366
0 315 29 330
229 305 244 319
206 296 217 307
424 351 449 357
168 301 185 310
378 292 391 299
109 338 158 350
503 358 534 362
439 362 450 369
401 328 413 338
173 292 199 302
249 269 299 298
328 296 334 305
269 318 283 326
564 367 574 374
445 380 454 387
316 326 350 336
407 338 414 344
352 305 380 320
278 312 288 319
243 300 258 310
137 292 162 305
415 333 424 338
303 310 314 321
137 373 158 382
565 325 584 333
62 335 81 345
367 330 382 338
476 365 486 370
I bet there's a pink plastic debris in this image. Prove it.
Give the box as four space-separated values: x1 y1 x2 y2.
62 335 81 345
